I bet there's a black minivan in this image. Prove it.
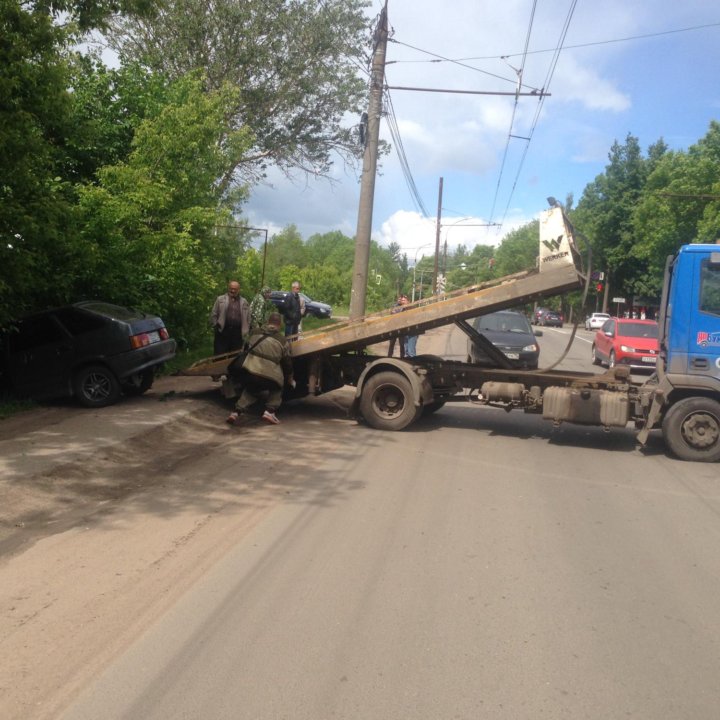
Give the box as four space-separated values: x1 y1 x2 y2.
467 310 541 369
0 301 176 407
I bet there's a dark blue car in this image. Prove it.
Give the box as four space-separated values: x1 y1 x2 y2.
0 301 176 407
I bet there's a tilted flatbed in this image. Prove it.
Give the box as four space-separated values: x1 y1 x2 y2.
182 206 585 378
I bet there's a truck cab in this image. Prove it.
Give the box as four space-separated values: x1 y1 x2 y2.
662 244 720 383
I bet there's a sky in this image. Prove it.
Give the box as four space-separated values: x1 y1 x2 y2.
243 1 720 265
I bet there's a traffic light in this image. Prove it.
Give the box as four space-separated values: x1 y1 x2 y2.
596 282 603 293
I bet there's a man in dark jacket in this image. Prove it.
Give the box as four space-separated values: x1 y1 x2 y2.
226 313 294 426
282 281 306 338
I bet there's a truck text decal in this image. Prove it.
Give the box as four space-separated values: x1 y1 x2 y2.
697 331 720 347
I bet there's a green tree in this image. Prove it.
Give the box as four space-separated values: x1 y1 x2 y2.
76 75 253 346
493 221 538 277
108 0 370 183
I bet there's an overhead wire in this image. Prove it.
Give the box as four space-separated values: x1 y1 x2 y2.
383 84 430 217
399 22 720 63
495 0 579 228
487 0 538 226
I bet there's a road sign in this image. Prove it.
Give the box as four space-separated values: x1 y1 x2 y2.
612 297 626 303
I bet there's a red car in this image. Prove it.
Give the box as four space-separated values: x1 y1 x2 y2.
592 317 659 369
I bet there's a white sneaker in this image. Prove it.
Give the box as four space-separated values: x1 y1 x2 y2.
262 410 280 425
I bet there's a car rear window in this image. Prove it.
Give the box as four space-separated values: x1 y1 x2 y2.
78 302 146 321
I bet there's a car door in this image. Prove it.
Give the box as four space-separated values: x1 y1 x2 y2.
6 313 75 398
594 318 615 362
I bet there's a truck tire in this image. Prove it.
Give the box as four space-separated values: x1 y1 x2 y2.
359 371 420 431
662 397 720 462
74 364 121 408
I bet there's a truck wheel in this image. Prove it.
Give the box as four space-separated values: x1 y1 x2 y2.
662 397 720 462
359 371 420 431
591 345 601 365
74 365 121 408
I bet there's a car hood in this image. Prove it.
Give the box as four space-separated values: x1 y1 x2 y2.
617 336 658 351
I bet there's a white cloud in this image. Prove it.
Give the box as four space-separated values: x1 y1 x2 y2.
243 1 719 252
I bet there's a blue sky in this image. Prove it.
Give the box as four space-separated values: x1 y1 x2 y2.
244 1 720 262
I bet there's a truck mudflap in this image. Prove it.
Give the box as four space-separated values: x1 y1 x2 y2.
350 358 435 431
542 386 630 428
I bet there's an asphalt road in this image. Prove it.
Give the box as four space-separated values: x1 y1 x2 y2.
50 324 720 720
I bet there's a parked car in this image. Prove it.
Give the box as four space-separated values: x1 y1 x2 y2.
269 291 332 319
591 317 659 369
585 312 611 331
539 310 563 327
0 301 176 407
467 310 541 369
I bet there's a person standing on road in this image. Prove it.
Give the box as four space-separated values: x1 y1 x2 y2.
210 280 250 356
249 286 275 330
388 294 408 358
282 280 306 339
226 313 294 426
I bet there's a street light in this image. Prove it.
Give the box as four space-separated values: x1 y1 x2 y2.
412 243 432 302
215 224 269 289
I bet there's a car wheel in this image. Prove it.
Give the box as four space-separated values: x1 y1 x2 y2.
122 368 154 396
591 344 601 366
608 351 616 369
662 397 720 462
359 371 420 431
73 364 121 408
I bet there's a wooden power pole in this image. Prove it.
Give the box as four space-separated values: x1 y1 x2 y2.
349 2 388 320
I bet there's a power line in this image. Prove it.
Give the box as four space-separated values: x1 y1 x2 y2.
495 0 579 229
383 87 430 216
487 0 539 225
389 22 720 64
388 38 543 93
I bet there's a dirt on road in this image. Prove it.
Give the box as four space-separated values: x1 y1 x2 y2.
0 373 359 720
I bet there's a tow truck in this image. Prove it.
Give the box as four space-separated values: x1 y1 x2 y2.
182 206 720 462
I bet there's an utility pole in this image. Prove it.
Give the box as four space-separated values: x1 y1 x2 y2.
432 177 443 293
349 2 388 320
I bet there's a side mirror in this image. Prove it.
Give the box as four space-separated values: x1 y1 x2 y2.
534 329 543 337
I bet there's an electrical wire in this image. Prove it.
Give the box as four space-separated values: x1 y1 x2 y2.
487 0 538 225
494 0 579 228
388 38 543 93
383 86 430 217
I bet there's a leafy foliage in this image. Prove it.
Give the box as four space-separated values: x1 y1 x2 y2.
108 0 371 182
75 75 254 346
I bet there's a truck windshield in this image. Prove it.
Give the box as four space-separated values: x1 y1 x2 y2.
700 263 720 316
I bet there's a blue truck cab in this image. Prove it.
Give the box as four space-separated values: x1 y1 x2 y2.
663 244 720 380
644 244 720 461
